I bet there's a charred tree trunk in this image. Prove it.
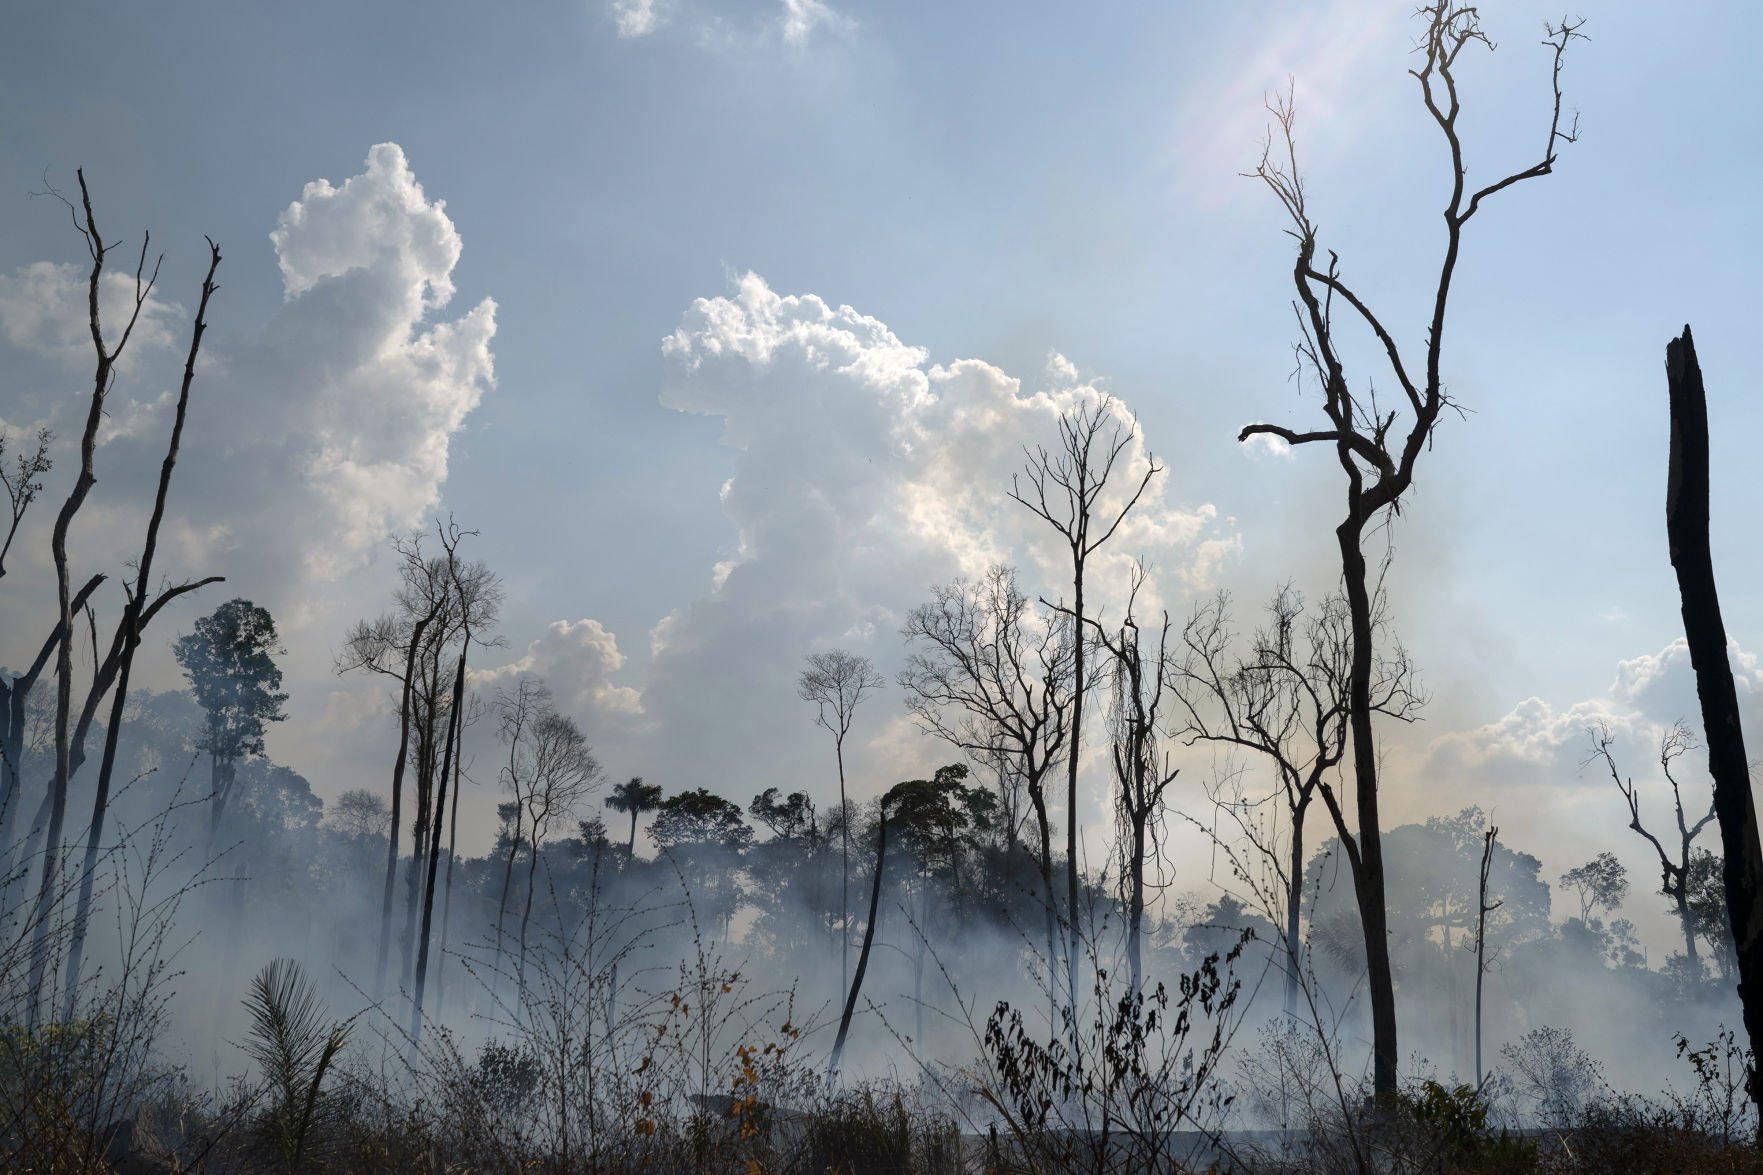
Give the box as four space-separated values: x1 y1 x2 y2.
1030 782 1059 1029
1064 577 1085 1024
1127 809 1147 995
0 576 104 902
496 814 521 967
837 736 850 1003
29 173 163 1029
436 734 464 1015
829 803 888 1079
1339 514 1398 1098
1285 802 1308 1021
410 649 466 1042
1675 884 1703 982
1474 825 1500 1091
519 834 540 987
63 242 222 1021
1663 325 1763 1132
376 607 433 1001
403 653 441 992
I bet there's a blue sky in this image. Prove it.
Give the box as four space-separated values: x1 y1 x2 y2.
3 0 1761 943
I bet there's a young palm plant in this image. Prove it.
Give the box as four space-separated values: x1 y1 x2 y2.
242 957 350 1172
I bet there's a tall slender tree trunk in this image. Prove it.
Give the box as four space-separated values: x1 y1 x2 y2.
410 652 465 1043
914 872 928 1050
404 668 439 992
497 816 522 965
377 609 431 1001
63 241 219 1024
436 741 464 1015
836 736 849 1003
1031 793 1059 1030
1663 325 1763 1132
1677 890 1703 981
1474 826 1497 1091
1284 807 1307 1022
830 805 888 1079
519 837 541 988
28 180 118 1030
1065 574 1084 1027
1339 514 1398 1100
1127 813 1147 995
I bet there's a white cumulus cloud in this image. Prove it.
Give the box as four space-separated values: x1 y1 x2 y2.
575 271 1238 800
0 144 496 799
610 0 663 39
474 619 646 730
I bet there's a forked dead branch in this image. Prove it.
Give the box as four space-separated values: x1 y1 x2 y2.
1237 2 1585 1099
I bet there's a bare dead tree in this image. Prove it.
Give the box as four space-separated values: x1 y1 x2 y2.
63 238 225 1022
3 568 214 950
339 589 439 1000
797 649 883 1000
1590 720 1715 982
434 688 482 1015
900 565 1073 1026
829 791 893 1082
1663 324 1763 1130
515 711 598 980
494 677 549 969
338 525 487 996
409 521 502 1041
1172 581 1420 1023
0 426 52 580
1473 824 1501 1092
1090 564 1178 995
1010 394 1160 1023
27 171 178 1028
1237 5 1582 1097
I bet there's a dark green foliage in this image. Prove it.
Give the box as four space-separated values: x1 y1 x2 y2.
649 787 753 853
173 598 288 763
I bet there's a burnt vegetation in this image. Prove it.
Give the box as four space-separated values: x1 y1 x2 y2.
3 5 1761 1173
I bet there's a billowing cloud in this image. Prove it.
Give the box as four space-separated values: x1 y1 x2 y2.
0 144 494 802
1426 637 1763 789
524 271 1237 803
1612 637 1763 717
255 144 497 576
474 619 646 730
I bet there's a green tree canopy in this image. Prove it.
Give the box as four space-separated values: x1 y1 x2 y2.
173 598 288 764
649 787 753 853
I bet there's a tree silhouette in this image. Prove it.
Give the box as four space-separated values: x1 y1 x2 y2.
1591 721 1715 981
1237 4 1583 1098
605 776 663 862
651 787 752 939
1663 324 1763 1129
174 599 289 844
1011 394 1159 1024
901 565 1073 1025
798 649 882 997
